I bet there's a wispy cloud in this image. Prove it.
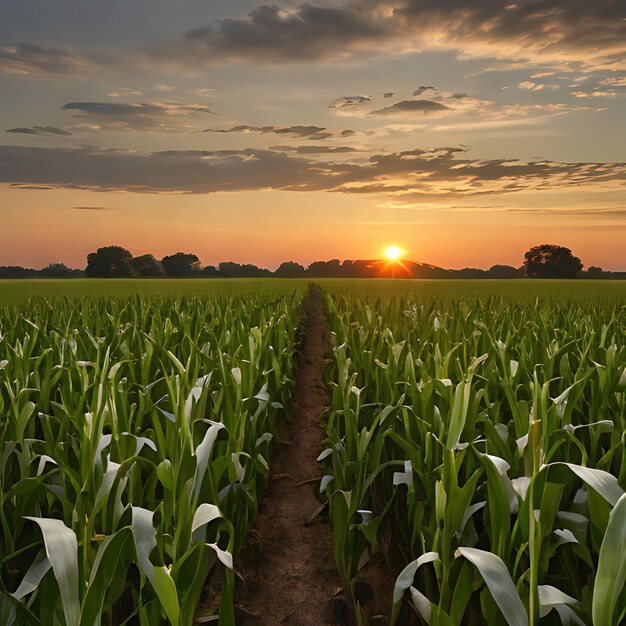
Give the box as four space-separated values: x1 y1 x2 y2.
60 100 217 132
204 124 354 140
1 144 623 200
7 126 73 136
69 206 115 211
0 43 96 77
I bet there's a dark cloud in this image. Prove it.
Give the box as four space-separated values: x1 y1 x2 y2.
0 43 94 77
413 86 435 96
177 1 626 70
7 126 73 136
1 144 623 199
329 95 372 111
371 99 449 117
205 124 353 140
183 4 391 62
60 101 216 132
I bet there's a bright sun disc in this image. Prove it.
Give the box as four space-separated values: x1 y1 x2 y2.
384 245 405 260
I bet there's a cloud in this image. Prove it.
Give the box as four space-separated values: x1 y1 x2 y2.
518 81 560 91
504 207 626 217
331 87 596 126
0 43 95 77
190 88 216 98
269 145 366 154
600 77 626 87
204 124 353 140
60 101 217 132
69 206 115 211
183 4 391 63
331 88 493 120
107 89 143 98
518 81 544 91
570 90 621 98
567 73 626 98
371 99 449 117
1 144 623 200
7 126 73 136
413 86 436 96
174 1 626 70
329 95 372 111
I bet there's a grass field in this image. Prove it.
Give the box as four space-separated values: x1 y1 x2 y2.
1 278 625 305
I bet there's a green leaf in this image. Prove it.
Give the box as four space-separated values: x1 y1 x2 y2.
592 492 626 626
131 507 180 626
1 589 41 626
538 585 581 619
391 552 439 625
456 547 528 626
446 381 471 451
548 463 624 507
25 517 80 626
12 551 51 600
80 530 131 626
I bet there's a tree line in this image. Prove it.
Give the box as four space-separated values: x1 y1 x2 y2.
0 244 622 279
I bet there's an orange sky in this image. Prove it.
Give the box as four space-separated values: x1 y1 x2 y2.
1 0 624 271
2 186 624 271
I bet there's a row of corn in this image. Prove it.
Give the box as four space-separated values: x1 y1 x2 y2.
0 294 300 625
320 295 626 625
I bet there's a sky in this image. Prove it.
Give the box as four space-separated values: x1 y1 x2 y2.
0 0 625 271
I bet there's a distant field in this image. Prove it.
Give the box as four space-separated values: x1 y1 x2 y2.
317 278 626 300
0 278 305 305
1 277 625 305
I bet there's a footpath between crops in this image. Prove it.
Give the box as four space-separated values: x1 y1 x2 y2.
235 285 344 625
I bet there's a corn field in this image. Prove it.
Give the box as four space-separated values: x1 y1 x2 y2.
0 294 300 625
1 287 626 625
321 294 626 625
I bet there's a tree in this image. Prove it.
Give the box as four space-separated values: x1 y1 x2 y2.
588 266 603 276
486 265 524 278
523 244 583 279
40 263 73 277
85 246 134 278
308 259 341 277
274 261 306 278
218 262 271 277
131 254 165 277
161 252 201 277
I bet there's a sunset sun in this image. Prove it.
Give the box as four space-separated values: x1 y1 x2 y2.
384 245 405 261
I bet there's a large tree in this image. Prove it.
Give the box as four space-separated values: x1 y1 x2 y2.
85 246 134 278
274 261 306 278
161 252 201 277
131 254 165 277
524 244 583 278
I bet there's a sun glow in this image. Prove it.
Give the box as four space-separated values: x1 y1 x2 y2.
384 245 405 260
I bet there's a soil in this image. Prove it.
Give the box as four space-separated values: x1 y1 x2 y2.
235 286 344 625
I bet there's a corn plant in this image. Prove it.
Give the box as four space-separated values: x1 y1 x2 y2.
0 293 300 625
321 294 626 625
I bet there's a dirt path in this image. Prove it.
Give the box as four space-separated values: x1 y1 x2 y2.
236 286 343 625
